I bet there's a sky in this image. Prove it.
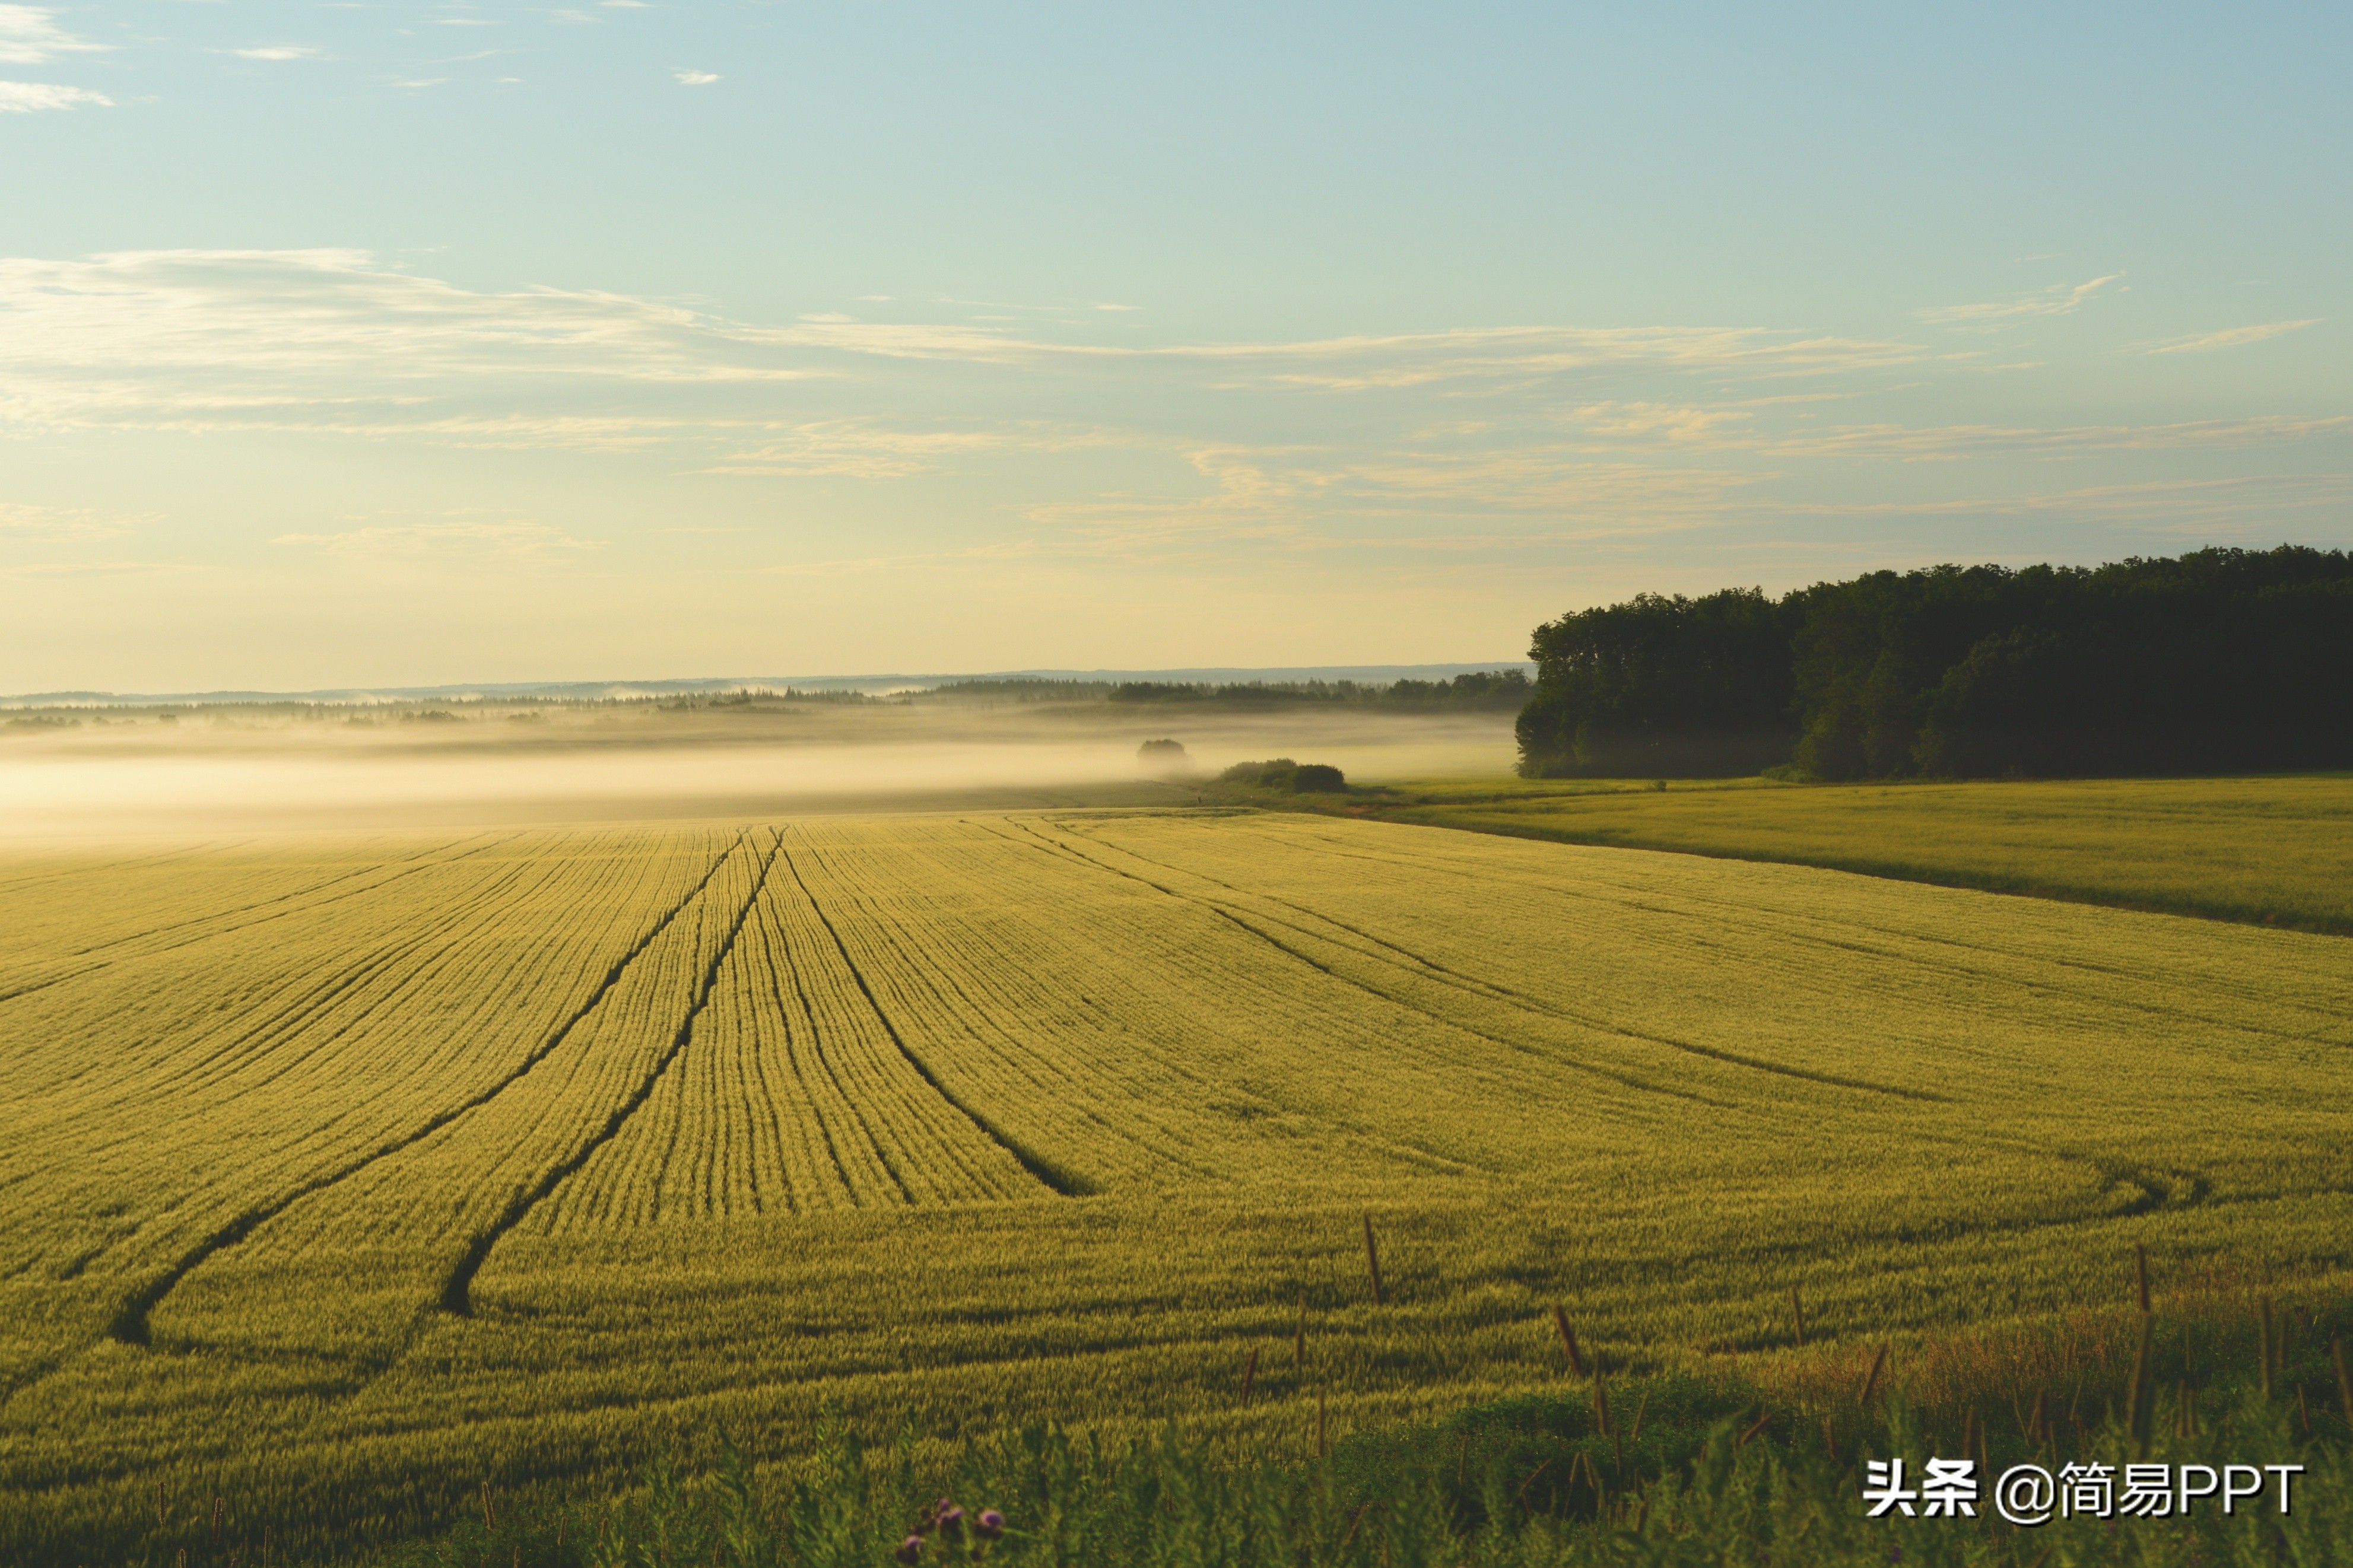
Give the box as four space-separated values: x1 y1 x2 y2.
1 2 2348 691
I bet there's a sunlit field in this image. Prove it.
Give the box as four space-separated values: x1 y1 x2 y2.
4 807 2349 1563
1345 774 2353 934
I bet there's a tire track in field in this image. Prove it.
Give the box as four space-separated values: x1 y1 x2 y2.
0 848 555 1189
855 820 1232 1184
66 834 507 959
1052 819 1945 1104
438 831 780 1314
2 844 560 1141
102 847 552 1112
0 834 516 1010
1009 820 1736 1109
776 835 1089 1198
0 841 230 892
1274 822 2345 1050
754 893 912 1207
97 831 748 1348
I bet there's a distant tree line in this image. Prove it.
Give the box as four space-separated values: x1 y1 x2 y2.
925 679 1116 702
1516 546 2353 780
1112 672 1530 711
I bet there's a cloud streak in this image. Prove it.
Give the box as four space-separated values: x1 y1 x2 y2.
0 4 104 64
0 78 108 110
1923 274 2124 325
2144 319 2322 355
0 501 141 540
0 250 1941 440
272 519 600 556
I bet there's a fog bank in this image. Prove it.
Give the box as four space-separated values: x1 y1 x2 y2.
0 704 1515 838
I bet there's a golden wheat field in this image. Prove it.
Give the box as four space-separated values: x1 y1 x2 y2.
3 807 2351 1557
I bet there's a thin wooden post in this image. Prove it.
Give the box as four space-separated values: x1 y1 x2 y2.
1856 1344 1888 1408
2260 1297 2275 1401
1552 1304 1587 1377
2332 1337 2352 1429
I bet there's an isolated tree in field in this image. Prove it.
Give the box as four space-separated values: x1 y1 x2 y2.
1137 738 1193 778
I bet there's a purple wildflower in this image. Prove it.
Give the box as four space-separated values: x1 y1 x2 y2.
975 1509 1005 1540
896 1535 926 1565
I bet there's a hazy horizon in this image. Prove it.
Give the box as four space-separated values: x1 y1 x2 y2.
0 660 1534 706
0 696 1519 837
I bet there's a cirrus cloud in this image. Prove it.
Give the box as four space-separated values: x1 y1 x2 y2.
2144 319 2322 355
0 4 105 64
272 519 600 557
0 78 109 111
1922 274 2125 326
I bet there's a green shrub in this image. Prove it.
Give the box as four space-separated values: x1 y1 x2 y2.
1219 759 1346 792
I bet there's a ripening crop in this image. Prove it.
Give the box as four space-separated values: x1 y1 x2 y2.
1 809 2347 1564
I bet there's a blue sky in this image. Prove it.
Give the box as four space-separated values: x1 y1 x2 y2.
2 2 2347 688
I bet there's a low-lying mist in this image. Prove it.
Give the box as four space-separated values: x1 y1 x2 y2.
0 699 1516 838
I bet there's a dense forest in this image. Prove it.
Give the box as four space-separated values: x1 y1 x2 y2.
1516 546 2353 780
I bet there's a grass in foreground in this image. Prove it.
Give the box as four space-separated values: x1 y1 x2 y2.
1313 773 2353 934
309 1292 2353 1564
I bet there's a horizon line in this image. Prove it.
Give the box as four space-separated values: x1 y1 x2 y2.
1 661 1536 708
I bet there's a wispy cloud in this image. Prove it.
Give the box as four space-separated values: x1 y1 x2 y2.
674 68 716 85
0 78 109 111
701 420 1105 478
2 248 2346 568
1565 401 1755 446
765 542 1043 578
1021 444 1760 562
1922 274 2124 325
0 4 105 64
0 251 1936 440
2144 319 2322 355
1760 413 2353 460
1182 325 1930 391
273 519 599 556
0 501 141 540
1760 475 2353 533
228 45 323 62
0 559 205 578
1557 399 2353 462
0 250 809 425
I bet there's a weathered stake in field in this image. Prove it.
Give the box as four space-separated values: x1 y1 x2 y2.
0 807 2348 1563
